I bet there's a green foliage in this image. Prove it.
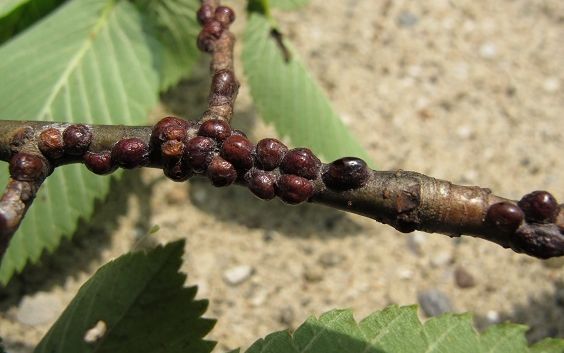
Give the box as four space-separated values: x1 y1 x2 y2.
240 306 564 353
247 0 310 14
270 0 310 11
0 0 161 284
0 0 65 45
242 14 371 163
134 0 201 91
35 240 215 353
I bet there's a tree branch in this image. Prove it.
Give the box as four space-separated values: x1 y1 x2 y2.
0 120 562 260
197 1 239 122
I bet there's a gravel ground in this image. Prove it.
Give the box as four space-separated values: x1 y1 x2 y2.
1 0 563 352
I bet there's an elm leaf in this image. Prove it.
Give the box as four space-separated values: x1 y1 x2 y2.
0 0 160 284
35 241 215 353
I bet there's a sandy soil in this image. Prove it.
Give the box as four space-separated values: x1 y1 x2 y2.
1 0 563 352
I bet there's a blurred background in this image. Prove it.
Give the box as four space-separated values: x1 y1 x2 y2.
1 0 563 352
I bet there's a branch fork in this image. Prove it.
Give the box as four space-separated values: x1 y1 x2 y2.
0 1 562 263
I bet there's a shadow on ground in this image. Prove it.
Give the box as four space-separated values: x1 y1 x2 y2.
475 280 564 342
0 171 155 308
187 178 365 239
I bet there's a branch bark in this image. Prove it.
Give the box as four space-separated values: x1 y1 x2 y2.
197 0 239 122
0 120 562 260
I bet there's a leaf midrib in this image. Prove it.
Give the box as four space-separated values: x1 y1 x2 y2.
35 0 117 121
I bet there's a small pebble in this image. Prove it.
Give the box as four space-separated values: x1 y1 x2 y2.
262 230 278 242
479 42 497 59
406 232 426 255
278 306 295 326
250 289 268 307
16 292 63 326
430 251 452 267
303 265 324 282
417 289 454 317
486 310 500 324
318 252 344 268
223 265 254 286
543 77 560 93
397 268 414 280
454 267 476 288
397 11 419 28
192 188 208 205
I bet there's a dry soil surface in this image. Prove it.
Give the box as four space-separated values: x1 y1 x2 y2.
1 0 563 352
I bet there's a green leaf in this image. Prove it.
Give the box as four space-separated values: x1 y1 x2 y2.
247 0 271 17
242 305 564 353
35 240 216 353
242 14 372 164
270 0 310 11
0 0 160 284
0 0 30 16
135 0 201 91
0 0 66 45
531 339 564 353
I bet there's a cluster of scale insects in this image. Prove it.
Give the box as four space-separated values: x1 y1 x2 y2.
6 1 561 236
8 117 371 206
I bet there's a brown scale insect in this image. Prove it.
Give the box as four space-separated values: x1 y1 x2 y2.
9 153 46 181
221 135 254 170
198 119 231 142
38 128 64 160
207 155 237 187
280 148 321 180
323 157 370 190
276 174 314 205
185 136 216 173
83 151 116 175
151 116 190 146
63 124 92 156
486 202 524 233
246 169 277 200
111 138 150 169
215 6 235 27
255 138 288 171
518 191 559 224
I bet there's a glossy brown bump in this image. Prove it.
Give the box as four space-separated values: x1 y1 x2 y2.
38 128 64 159
276 175 314 205
161 140 185 159
280 148 321 180
203 20 223 38
221 135 254 170
164 159 192 182
63 124 92 156
323 157 370 190
486 202 524 232
83 151 116 175
246 169 277 200
198 119 231 141
185 136 216 172
197 4 214 24
211 70 237 97
207 156 237 187
152 116 190 146
214 6 235 26
9 153 46 181
111 138 150 169
255 138 288 171
518 191 559 223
